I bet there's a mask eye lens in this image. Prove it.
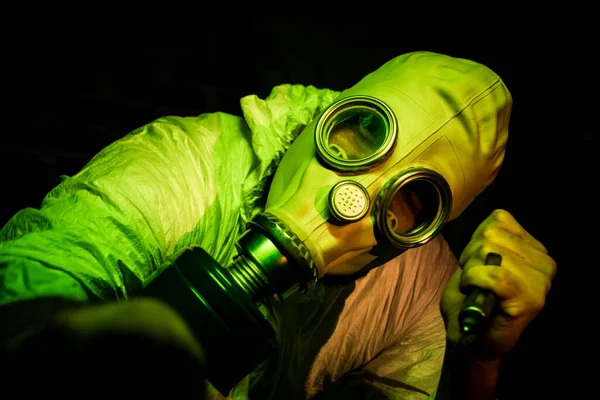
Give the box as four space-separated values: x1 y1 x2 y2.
375 169 452 249
387 180 440 235
325 109 388 161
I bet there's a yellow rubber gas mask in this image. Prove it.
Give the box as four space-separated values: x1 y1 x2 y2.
231 51 512 299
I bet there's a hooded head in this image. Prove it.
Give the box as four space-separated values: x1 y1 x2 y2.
260 51 511 280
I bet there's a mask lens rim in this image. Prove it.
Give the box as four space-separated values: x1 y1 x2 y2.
375 169 452 248
315 95 398 172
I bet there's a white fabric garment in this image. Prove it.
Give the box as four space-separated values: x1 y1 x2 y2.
227 235 458 399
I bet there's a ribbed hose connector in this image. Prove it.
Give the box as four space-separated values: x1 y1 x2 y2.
227 254 272 303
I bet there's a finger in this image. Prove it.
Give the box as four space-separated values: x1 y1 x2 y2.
460 265 548 316
462 243 555 288
461 257 551 296
460 265 522 299
471 209 547 253
460 230 557 280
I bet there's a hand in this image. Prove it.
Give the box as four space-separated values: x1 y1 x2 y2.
440 209 556 361
8 298 207 397
55 297 205 360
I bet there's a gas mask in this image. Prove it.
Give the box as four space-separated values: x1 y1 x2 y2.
142 52 512 395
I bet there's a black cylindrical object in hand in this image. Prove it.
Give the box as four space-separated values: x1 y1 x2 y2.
459 252 503 335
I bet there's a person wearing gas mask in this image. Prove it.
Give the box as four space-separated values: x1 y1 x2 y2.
0 52 555 399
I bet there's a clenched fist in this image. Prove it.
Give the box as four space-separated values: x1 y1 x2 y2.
441 209 557 361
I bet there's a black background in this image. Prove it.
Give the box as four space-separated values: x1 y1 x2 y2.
1 17 594 399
